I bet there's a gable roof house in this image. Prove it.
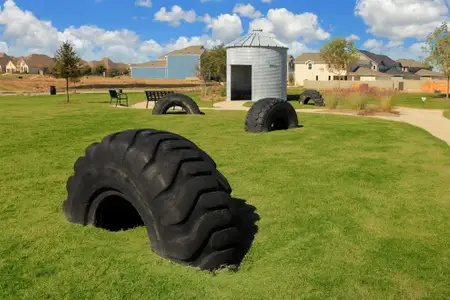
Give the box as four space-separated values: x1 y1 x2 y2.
357 50 401 73
0 53 9 73
396 59 431 74
131 45 206 79
17 54 55 75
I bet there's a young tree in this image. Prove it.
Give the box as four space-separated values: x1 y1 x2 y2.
94 65 106 76
423 22 450 98
320 38 359 80
80 65 92 76
53 41 81 102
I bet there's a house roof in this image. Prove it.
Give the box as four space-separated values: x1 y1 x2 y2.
385 68 420 78
397 59 429 69
348 66 389 77
358 50 399 67
130 60 167 68
21 54 55 69
158 45 205 60
294 53 325 63
415 69 445 78
88 58 128 70
225 29 288 49
0 55 11 69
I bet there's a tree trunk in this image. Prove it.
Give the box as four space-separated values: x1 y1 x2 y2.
66 77 70 103
447 75 449 99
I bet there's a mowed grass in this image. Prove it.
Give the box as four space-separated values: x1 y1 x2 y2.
52 91 217 108
444 110 450 119
0 94 449 300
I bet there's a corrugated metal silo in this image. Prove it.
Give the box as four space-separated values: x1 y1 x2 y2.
225 29 288 101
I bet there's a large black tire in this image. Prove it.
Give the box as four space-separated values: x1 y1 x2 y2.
245 98 298 133
63 129 240 271
153 93 201 115
299 90 325 107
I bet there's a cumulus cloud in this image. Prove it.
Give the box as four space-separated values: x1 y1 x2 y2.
363 38 426 60
355 0 450 40
202 13 244 43
154 5 197 27
249 9 330 44
233 3 262 19
0 41 9 53
135 0 152 8
346 34 360 42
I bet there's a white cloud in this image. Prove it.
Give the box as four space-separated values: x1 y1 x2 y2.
261 0 272 3
249 9 330 44
203 14 244 43
346 34 360 42
154 5 197 27
288 41 313 56
233 4 262 19
355 0 450 40
135 0 152 8
362 38 384 50
363 38 426 60
0 0 60 54
0 41 9 53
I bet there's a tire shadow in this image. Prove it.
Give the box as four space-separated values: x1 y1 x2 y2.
228 197 260 269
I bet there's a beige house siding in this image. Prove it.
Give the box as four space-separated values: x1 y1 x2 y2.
295 62 337 86
6 61 16 73
18 60 29 73
360 76 376 81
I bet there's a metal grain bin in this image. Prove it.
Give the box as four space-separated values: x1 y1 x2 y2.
225 29 288 101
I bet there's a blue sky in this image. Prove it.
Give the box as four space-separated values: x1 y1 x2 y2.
0 0 449 63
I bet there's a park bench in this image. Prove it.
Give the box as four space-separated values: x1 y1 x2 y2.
145 90 175 109
109 89 129 107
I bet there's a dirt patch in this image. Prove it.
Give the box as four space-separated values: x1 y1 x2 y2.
0 75 216 93
325 109 401 117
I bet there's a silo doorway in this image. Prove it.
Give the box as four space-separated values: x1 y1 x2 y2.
230 65 252 100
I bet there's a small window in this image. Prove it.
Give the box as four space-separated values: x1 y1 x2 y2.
316 76 319 81
308 64 312 70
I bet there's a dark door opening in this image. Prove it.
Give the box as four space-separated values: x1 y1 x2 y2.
231 65 252 100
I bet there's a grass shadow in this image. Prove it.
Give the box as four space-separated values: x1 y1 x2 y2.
228 197 260 270
287 94 300 101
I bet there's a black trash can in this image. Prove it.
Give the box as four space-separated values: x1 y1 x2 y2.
50 86 56 95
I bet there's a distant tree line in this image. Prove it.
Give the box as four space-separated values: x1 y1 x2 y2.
79 64 129 77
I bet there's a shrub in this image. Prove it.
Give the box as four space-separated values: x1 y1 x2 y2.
220 88 226 97
348 92 369 111
325 93 339 109
376 90 394 112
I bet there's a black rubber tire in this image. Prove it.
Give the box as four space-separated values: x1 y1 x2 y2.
245 98 298 133
152 93 201 115
63 129 240 271
299 89 325 107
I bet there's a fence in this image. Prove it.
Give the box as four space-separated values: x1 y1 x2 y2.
303 79 447 93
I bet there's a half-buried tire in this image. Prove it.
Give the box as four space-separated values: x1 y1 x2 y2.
299 89 325 107
63 129 240 271
152 93 201 115
245 98 298 133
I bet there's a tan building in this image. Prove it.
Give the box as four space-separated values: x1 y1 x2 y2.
294 50 407 86
16 54 55 74
397 59 431 73
0 53 16 73
415 69 446 80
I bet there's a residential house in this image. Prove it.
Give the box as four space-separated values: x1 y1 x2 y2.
294 53 337 86
415 69 446 80
131 45 206 79
88 58 128 74
294 49 415 86
0 53 17 73
17 54 55 74
396 59 431 73
357 50 402 73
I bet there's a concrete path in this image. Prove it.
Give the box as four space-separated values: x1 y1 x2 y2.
126 101 450 146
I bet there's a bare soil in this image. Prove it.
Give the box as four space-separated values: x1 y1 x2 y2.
0 74 209 93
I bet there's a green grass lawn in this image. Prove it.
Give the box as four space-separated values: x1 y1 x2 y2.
0 94 449 299
444 110 450 120
62 91 216 108
392 93 450 109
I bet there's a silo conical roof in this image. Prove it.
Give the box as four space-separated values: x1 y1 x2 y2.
225 29 288 49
